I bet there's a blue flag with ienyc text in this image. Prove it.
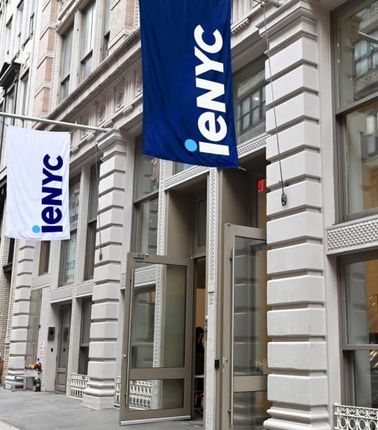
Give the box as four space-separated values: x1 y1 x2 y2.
139 0 239 168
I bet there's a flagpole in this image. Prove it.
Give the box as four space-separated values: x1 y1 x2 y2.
0 112 112 134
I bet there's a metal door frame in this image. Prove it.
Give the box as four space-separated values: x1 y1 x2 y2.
221 224 267 429
120 252 194 424
55 304 71 392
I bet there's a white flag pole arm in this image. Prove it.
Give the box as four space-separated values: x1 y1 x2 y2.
0 111 112 134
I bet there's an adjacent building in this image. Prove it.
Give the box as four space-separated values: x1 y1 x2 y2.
0 0 377 429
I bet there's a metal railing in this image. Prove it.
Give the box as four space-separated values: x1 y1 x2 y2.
114 376 121 407
113 377 152 410
69 373 89 398
335 403 378 429
129 380 152 410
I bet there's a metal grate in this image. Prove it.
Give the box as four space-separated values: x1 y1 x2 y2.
69 373 89 398
114 376 121 407
129 380 152 410
335 404 378 429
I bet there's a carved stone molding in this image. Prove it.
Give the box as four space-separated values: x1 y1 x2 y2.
238 134 267 158
208 169 218 294
327 216 378 254
50 286 74 303
76 281 94 297
32 275 50 288
164 165 208 189
134 265 157 286
157 162 166 255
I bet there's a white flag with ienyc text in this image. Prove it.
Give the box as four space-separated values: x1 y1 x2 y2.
6 126 70 240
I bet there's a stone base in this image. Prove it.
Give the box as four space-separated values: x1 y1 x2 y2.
83 390 115 410
264 417 331 430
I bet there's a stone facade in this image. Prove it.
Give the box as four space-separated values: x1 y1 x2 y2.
0 0 377 429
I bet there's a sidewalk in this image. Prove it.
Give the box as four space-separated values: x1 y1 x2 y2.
0 387 203 430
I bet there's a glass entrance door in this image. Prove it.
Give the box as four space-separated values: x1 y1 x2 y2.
120 253 193 424
222 225 270 430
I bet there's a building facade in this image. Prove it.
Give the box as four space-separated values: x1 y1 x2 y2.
0 0 377 429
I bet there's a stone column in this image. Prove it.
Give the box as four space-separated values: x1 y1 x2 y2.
261 1 331 429
5 241 34 384
83 130 127 409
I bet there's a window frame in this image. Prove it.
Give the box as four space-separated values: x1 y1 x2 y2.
19 71 29 127
79 1 96 82
339 251 378 407
78 297 92 375
15 1 24 53
233 56 267 145
5 17 13 61
28 0 36 36
84 164 99 281
39 241 50 275
59 176 81 286
59 25 74 102
333 0 378 222
132 137 159 255
101 0 111 61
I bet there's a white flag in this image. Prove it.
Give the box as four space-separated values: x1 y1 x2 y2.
6 126 70 240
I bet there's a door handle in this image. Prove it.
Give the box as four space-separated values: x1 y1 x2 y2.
223 357 228 371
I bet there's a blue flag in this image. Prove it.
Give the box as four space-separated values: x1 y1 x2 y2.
139 0 239 168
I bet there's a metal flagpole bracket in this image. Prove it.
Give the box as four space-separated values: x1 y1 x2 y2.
0 112 113 134
254 0 282 7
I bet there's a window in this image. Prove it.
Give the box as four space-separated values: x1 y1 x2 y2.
28 0 36 35
134 138 159 254
3 238 15 274
60 26 73 102
25 289 42 367
336 1 378 219
39 241 50 275
5 18 13 61
20 72 29 126
345 103 378 215
84 165 99 280
5 87 16 123
234 57 267 144
136 197 158 254
102 0 111 60
60 177 80 285
16 2 24 53
78 298 92 375
197 199 207 249
80 2 95 82
338 2 378 106
342 255 378 408
173 162 193 174
0 100 4 153
238 86 265 134
0 62 20 157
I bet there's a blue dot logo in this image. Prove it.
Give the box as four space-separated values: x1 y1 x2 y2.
185 139 198 152
32 225 41 233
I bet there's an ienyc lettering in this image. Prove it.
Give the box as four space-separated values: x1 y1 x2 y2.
194 25 229 156
41 155 64 233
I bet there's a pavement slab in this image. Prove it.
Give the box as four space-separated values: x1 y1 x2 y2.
0 387 203 430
